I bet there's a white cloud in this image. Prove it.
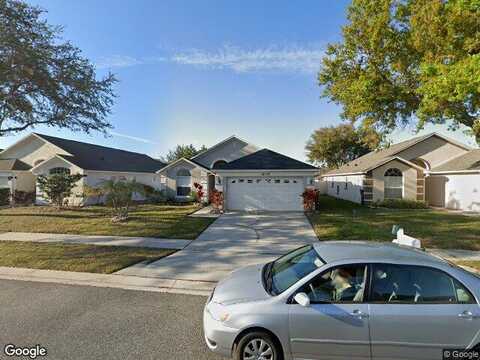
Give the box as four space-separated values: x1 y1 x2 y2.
171 45 325 74
96 44 325 74
109 131 158 144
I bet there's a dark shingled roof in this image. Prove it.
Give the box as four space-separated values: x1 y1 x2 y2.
432 149 480 172
215 148 317 170
35 133 166 173
0 159 31 171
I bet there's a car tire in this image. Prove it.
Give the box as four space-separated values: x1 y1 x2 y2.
234 331 281 360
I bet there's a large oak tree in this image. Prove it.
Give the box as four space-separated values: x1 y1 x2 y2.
0 0 116 136
319 0 480 143
306 124 384 168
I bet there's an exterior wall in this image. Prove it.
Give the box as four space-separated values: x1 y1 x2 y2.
315 179 328 194
162 160 208 200
12 171 36 192
324 174 365 204
193 138 257 168
396 136 468 169
0 136 69 167
428 174 480 211
371 160 418 202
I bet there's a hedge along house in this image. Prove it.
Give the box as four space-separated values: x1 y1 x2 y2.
322 133 476 209
157 135 319 211
0 133 166 206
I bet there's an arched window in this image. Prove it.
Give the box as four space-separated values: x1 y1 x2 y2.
384 168 403 199
176 168 191 196
212 160 228 169
49 167 70 175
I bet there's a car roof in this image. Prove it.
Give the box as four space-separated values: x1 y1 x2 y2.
313 241 446 266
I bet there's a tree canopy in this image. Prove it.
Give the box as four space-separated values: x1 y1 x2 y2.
306 124 384 168
0 0 116 136
164 144 207 163
318 0 480 143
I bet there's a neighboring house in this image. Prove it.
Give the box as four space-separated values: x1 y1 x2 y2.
0 133 166 205
1 133 319 211
322 132 480 212
157 135 318 211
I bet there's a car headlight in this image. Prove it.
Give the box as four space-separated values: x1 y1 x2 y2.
206 302 230 322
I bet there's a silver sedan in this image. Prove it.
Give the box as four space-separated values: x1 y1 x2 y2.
203 241 480 360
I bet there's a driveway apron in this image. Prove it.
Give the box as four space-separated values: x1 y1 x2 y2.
116 212 318 282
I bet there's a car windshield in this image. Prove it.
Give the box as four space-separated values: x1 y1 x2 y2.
264 245 325 295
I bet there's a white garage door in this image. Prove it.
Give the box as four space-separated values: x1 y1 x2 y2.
227 177 304 211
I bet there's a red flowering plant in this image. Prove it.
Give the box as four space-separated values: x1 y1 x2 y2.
301 188 318 212
193 182 205 203
209 188 224 213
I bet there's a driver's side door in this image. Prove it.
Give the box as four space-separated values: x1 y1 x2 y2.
288 263 371 360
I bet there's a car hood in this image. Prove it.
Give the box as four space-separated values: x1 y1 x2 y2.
212 263 271 305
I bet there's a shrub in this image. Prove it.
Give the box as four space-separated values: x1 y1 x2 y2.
209 189 224 212
0 188 10 206
12 190 35 205
302 188 319 211
37 173 84 208
142 184 167 203
373 199 428 209
193 182 205 203
86 180 145 222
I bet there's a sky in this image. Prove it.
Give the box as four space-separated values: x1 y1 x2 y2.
1 0 477 161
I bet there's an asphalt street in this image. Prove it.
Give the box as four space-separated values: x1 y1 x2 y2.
0 279 228 360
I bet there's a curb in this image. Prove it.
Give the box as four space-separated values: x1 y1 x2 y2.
0 267 215 296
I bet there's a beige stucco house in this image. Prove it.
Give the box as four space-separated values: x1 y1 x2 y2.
0 133 166 206
0 133 319 210
157 136 318 211
322 133 480 211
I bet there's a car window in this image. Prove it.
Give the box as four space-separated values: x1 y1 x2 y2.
269 246 324 295
300 264 367 303
371 264 475 304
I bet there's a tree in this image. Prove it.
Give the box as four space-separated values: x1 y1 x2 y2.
85 180 145 222
305 124 384 168
0 0 116 136
36 173 84 208
318 0 480 143
164 144 207 163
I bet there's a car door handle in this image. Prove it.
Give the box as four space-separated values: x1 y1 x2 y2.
350 309 369 319
458 311 478 320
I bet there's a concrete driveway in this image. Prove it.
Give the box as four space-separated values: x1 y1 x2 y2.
117 212 318 282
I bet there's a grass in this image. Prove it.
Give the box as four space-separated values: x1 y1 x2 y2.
307 196 480 250
0 204 214 239
0 241 175 273
456 261 480 273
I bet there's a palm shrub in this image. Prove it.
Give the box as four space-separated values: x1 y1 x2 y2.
87 180 145 222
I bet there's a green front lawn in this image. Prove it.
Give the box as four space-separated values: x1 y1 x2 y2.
0 241 175 273
0 204 214 239
308 196 480 250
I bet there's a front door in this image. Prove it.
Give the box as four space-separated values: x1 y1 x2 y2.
289 264 371 360
369 264 480 360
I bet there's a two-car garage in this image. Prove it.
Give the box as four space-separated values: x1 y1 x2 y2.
226 176 305 211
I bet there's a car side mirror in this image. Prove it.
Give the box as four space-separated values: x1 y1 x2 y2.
294 292 310 307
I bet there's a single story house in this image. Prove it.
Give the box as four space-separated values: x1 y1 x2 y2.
322 132 480 212
157 135 318 211
1 133 319 211
0 133 166 206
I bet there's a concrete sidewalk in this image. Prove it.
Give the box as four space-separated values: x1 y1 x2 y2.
0 266 214 296
0 232 191 250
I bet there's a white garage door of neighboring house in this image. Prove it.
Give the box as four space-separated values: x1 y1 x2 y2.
0 177 10 189
227 177 304 211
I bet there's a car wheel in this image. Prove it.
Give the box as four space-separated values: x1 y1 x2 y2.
234 331 281 360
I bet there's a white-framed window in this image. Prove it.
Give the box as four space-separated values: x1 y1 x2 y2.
49 167 70 175
176 168 191 196
384 168 403 199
